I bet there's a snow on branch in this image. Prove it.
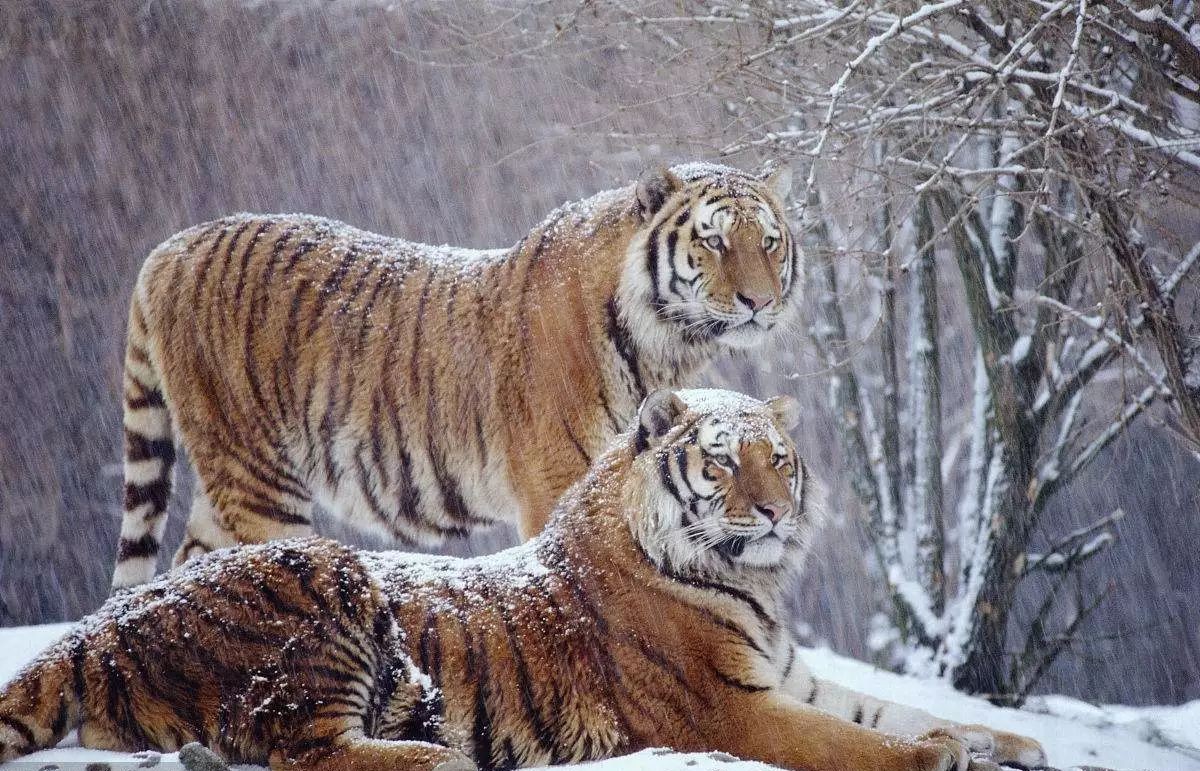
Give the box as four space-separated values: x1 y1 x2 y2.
1024 509 1124 575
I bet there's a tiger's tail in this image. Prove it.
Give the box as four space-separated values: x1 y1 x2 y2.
0 636 82 761
111 287 176 590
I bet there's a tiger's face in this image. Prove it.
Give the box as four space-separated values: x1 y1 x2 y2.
630 388 814 575
629 163 799 349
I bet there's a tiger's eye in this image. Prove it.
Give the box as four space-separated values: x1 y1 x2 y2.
704 234 724 251
703 459 729 479
763 235 779 251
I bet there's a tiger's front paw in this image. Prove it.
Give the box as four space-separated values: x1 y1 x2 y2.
428 747 478 771
941 724 1046 768
911 730 971 771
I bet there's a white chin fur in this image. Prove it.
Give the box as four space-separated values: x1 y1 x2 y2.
719 322 774 349
735 536 786 567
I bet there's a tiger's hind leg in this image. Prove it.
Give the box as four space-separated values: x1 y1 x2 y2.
272 736 475 771
173 485 314 567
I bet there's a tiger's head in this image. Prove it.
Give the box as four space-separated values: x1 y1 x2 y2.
626 388 820 579
622 163 800 351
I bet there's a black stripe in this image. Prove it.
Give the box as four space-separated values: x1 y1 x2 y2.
598 388 623 433
117 533 159 561
665 230 685 301
102 651 149 748
216 219 263 299
560 417 590 465
306 247 358 336
353 448 391 530
318 344 346 487
418 610 442 683
666 571 778 634
232 220 273 307
285 734 347 759
124 432 174 464
780 643 796 682
123 479 169 515
125 388 165 411
203 430 310 503
408 268 436 390
851 705 864 724
694 604 765 655
49 689 69 739
500 615 559 762
630 635 710 707
805 677 819 704
604 296 646 400
277 274 313 425
252 226 300 327
656 451 684 504
645 223 665 312
70 637 87 702
238 498 310 526
193 223 243 305
710 666 770 693
870 706 884 728
387 406 423 535
562 575 635 739
245 226 301 420
0 715 35 748
317 694 368 712
428 441 478 527
467 631 496 771
355 268 390 351
368 393 390 489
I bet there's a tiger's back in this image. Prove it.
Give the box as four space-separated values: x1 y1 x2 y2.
114 165 801 589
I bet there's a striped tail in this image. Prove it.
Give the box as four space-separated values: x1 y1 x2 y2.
0 638 81 761
111 292 176 590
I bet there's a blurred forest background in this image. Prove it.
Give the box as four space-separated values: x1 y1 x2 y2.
0 0 1197 707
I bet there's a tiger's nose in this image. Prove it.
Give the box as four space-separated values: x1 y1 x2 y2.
736 292 775 312
754 501 790 525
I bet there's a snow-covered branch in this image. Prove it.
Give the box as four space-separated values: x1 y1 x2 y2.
1024 509 1124 576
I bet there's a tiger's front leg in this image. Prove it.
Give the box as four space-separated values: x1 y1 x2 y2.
705 691 974 771
779 647 1047 768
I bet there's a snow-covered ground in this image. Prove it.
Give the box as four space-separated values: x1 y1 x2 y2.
1 624 1196 771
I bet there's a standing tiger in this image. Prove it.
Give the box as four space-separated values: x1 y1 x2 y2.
4 389 1045 771
113 162 800 589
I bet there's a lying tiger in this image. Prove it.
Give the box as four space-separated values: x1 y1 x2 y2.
113 161 799 589
7 389 1045 771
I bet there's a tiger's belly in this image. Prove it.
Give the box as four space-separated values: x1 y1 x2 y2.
307 427 523 546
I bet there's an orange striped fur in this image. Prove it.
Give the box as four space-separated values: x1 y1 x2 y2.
113 163 802 589
7 390 1042 771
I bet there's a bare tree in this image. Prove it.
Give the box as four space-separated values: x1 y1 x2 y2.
703 0 1198 702
524 0 1200 702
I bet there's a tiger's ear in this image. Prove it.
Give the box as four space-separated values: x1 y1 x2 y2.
635 167 682 222
761 163 793 202
766 395 800 431
635 389 687 452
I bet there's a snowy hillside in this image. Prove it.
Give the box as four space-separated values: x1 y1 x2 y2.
1 624 1197 771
